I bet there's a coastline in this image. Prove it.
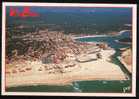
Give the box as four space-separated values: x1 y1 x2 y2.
117 55 132 73
6 49 126 88
72 30 131 39
118 30 131 35
72 35 107 39
5 30 131 88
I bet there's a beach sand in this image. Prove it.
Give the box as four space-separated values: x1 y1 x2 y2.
6 49 126 88
118 57 132 73
6 60 126 87
118 48 132 73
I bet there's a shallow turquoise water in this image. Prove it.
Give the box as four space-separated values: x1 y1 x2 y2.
6 31 132 93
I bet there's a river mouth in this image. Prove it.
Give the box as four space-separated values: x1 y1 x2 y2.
6 31 132 93
76 32 131 78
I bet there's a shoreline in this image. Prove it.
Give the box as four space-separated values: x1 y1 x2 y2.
118 57 132 73
6 49 126 88
6 75 127 88
118 30 131 35
72 30 131 39
73 35 107 39
5 30 131 88
117 48 132 73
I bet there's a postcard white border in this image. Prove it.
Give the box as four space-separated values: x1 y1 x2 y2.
2 2 137 97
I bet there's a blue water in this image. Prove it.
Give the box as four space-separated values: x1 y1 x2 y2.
6 31 132 93
76 31 131 49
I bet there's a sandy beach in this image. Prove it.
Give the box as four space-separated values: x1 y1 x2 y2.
73 35 107 39
118 48 132 73
118 57 132 73
6 49 126 88
118 30 131 35
72 30 131 40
